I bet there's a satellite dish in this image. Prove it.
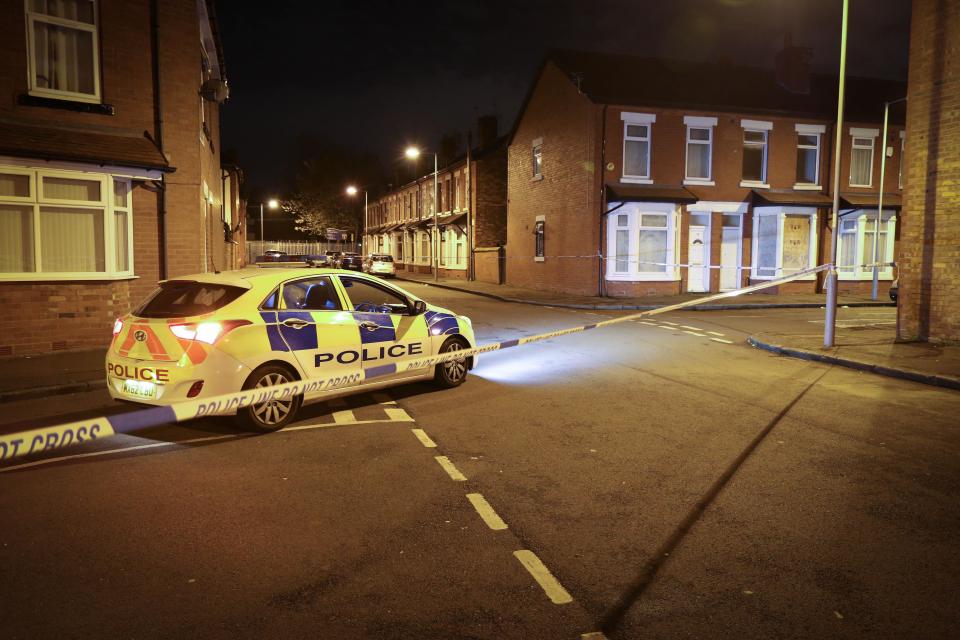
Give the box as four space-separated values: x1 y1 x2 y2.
200 78 230 103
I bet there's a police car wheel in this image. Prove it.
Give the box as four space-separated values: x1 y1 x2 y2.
434 338 469 388
237 365 302 432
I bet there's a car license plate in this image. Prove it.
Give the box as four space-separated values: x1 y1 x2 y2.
123 379 157 398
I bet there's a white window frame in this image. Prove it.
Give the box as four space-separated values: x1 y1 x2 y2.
739 119 772 188
534 214 545 262
750 206 818 281
836 210 897 281
25 0 102 104
849 127 879 188
605 202 680 282
683 116 717 185
532 137 543 181
793 124 825 189
620 112 655 184
0 164 135 281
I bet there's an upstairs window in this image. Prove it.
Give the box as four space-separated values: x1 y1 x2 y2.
532 138 543 179
740 120 772 186
794 124 824 187
26 0 101 103
621 112 655 182
849 128 878 187
684 116 717 183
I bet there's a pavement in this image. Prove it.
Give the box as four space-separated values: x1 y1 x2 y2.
0 278 955 403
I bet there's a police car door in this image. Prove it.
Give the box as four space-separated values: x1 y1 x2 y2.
336 275 430 379
276 276 361 383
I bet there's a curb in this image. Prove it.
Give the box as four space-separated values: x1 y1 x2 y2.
747 337 960 391
397 277 895 312
0 378 106 404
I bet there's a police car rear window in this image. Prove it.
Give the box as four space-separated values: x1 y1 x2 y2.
136 282 247 318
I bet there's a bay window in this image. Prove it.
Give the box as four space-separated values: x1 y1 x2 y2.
606 202 680 281
836 211 897 280
26 0 101 103
0 166 133 280
849 128 879 187
684 116 717 184
751 207 818 280
740 120 772 186
621 112 655 183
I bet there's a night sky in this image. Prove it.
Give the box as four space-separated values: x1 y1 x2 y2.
218 0 912 195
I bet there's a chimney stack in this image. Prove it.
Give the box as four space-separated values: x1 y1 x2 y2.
477 115 498 150
775 32 813 94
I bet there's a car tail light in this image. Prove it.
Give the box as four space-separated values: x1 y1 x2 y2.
169 320 251 345
112 318 123 337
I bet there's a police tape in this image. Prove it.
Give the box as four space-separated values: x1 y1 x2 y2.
0 264 831 464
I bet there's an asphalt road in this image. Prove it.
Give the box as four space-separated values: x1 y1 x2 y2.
1 284 957 639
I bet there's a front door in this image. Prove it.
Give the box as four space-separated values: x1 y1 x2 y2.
687 226 708 292
720 226 741 291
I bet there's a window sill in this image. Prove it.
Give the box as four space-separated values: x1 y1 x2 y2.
793 184 823 191
621 176 653 185
19 93 115 115
534 257 545 262
0 273 138 282
606 273 680 282
740 180 769 189
683 179 715 186
848 183 873 189
531 175 543 182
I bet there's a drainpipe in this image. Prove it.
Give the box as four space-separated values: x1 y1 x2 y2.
150 0 167 279
598 104 608 297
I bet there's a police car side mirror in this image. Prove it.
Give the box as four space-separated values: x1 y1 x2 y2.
410 300 427 315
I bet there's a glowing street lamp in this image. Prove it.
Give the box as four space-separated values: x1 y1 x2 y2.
345 185 367 253
405 145 438 282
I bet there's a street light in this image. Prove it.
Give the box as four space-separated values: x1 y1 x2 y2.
405 145 439 282
824 0 849 348
245 198 279 246
872 96 907 300
345 184 366 253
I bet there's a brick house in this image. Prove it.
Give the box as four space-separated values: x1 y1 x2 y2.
364 126 507 283
0 0 244 357
506 49 906 297
898 0 960 342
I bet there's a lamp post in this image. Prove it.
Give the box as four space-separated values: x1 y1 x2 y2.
246 198 279 247
405 146 439 283
824 0 849 348
872 96 907 300
345 185 367 254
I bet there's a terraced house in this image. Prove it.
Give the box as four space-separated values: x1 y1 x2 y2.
0 0 243 356
364 121 507 283
506 49 906 297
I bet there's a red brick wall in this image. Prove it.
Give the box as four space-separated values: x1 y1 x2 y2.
474 249 501 284
506 62 601 295
0 0 230 357
898 0 960 342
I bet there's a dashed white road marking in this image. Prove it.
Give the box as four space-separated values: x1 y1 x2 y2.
655 325 674 331
434 455 467 481
640 321 658 326
466 493 508 530
707 331 725 336
711 337 734 344
411 428 437 448
332 410 356 424
385 407 414 422
660 321 678 326
683 330 707 337
581 633 609 640
513 550 573 605
680 325 703 331
373 393 396 404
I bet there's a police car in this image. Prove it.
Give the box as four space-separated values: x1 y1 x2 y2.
106 268 475 431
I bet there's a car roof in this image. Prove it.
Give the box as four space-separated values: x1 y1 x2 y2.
162 267 362 289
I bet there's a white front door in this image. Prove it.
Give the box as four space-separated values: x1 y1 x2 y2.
720 227 741 291
687 226 708 292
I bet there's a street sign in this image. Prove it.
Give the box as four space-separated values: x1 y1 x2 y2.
326 228 342 241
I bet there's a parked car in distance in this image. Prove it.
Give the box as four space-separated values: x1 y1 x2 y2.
339 252 363 271
364 253 396 278
323 251 344 268
258 250 288 263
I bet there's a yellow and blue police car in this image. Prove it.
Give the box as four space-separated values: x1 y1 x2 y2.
106 268 475 431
